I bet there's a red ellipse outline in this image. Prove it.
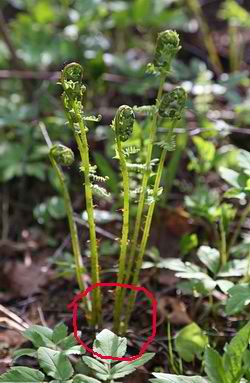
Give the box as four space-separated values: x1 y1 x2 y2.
67 282 157 361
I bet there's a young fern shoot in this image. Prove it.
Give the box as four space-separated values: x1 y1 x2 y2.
123 88 187 332
112 106 135 332
124 31 182 289
60 63 102 326
49 144 91 323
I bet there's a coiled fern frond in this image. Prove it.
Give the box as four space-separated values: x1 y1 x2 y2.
50 144 74 166
113 105 135 142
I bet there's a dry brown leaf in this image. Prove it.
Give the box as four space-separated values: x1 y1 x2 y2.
158 296 192 326
1 261 48 297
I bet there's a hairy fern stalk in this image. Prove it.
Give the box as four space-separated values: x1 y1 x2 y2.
48 30 187 332
61 63 103 326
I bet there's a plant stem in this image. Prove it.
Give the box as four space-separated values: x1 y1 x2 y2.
49 154 92 323
71 99 102 327
123 120 178 332
113 134 130 332
186 0 223 75
114 74 166 333
228 201 250 255
219 218 227 266
229 23 238 72
125 74 166 282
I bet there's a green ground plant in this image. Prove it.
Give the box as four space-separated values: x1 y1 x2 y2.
42 30 187 332
1 324 154 383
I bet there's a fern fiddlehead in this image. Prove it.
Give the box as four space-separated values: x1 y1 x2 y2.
61 63 102 326
49 145 91 323
112 106 135 332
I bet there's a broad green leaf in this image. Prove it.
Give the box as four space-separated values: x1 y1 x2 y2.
38 347 73 380
204 347 225 383
64 345 85 355
180 233 198 256
150 372 208 382
224 188 246 200
193 136 216 164
219 167 247 189
12 348 37 360
74 375 102 383
52 323 68 344
24 325 54 348
216 280 234 294
223 322 250 382
0 367 45 382
226 284 250 315
110 352 155 379
197 246 220 274
93 329 127 361
175 323 208 362
60 333 78 350
82 356 109 380
238 150 250 173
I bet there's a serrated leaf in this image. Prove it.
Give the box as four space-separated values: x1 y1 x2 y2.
52 323 68 344
110 352 155 379
197 246 220 274
60 333 77 350
0 367 45 382
150 372 207 382
82 356 109 380
64 345 85 355
74 375 102 383
175 323 208 362
93 329 127 361
226 284 250 315
38 347 73 380
204 347 225 383
24 325 54 348
12 348 37 360
223 322 250 382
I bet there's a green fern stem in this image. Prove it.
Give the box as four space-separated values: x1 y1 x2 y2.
113 133 130 333
125 74 166 283
71 100 102 327
49 154 92 323
114 74 166 333
123 119 178 332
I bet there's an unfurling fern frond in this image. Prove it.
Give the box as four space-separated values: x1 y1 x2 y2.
147 30 181 74
133 105 156 116
146 187 163 205
83 114 102 122
61 62 86 101
113 105 135 142
156 135 176 151
126 163 147 173
50 144 74 166
90 174 109 183
129 187 143 199
123 147 140 157
92 184 110 198
159 87 187 120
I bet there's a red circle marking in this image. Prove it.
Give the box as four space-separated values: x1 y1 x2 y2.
67 282 157 361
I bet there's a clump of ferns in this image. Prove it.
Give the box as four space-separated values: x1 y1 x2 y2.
44 30 187 334
113 30 187 333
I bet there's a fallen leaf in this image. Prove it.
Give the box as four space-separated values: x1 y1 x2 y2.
1 261 48 297
158 296 192 326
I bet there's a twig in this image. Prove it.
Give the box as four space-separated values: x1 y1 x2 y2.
0 304 29 329
0 318 27 332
